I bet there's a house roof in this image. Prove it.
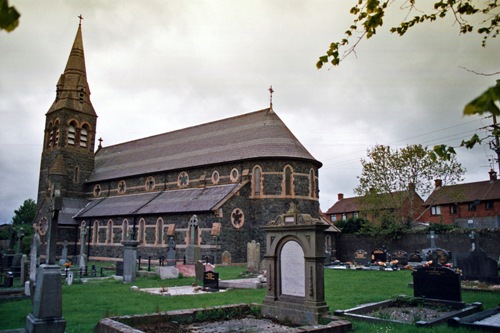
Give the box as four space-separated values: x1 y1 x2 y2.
74 184 240 218
89 108 321 183
325 190 423 215
423 180 500 206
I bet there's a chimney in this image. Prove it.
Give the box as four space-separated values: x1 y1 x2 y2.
408 182 415 192
338 193 344 201
434 179 442 189
489 169 497 181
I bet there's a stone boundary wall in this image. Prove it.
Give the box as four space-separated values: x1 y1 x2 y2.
336 229 500 264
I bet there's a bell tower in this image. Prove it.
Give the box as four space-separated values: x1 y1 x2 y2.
36 19 97 218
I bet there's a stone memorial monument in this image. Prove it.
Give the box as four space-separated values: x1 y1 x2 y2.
247 240 260 272
25 185 66 333
185 215 201 264
78 222 87 271
122 239 139 283
261 203 330 325
59 240 68 265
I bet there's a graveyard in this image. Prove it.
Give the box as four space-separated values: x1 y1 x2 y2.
0 262 499 332
1 206 500 332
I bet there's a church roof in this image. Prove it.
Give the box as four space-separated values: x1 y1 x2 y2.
89 108 321 182
74 184 240 218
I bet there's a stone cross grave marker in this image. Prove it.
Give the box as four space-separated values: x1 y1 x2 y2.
78 222 87 270
26 185 66 333
185 215 201 264
166 236 176 266
29 227 41 285
428 230 438 248
59 240 68 265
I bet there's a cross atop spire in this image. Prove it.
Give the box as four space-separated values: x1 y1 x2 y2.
269 86 274 110
78 14 84 26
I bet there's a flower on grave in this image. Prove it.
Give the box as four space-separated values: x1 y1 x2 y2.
64 261 72 268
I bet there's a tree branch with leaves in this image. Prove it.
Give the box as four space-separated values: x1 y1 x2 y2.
317 0 499 69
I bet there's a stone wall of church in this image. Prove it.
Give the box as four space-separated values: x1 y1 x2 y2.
72 158 320 263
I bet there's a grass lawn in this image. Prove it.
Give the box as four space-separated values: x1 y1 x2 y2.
1 266 498 332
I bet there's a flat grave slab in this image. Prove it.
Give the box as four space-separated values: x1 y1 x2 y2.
449 305 500 332
335 296 481 327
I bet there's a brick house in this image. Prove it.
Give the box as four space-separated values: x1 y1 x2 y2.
33 23 322 263
325 187 424 225
422 171 500 227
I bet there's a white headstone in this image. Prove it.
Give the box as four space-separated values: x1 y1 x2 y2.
280 240 305 297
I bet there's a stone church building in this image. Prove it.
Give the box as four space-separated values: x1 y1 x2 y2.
34 23 322 263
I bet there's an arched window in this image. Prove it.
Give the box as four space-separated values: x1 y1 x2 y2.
122 219 129 241
92 221 99 244
156 218 164 245
106 220 113 244
47 122 54 148
68 121 77 146
74 166 80 183
253 166 262 196
54 120 60 147
138 219 146 244
80 125 88 148
284 165 293 196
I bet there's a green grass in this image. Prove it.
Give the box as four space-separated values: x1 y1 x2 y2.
1 267 498 332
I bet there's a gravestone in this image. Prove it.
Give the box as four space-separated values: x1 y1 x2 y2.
195 261 205 283
166 236 176 266
122 240 139 283
221 251 231 266
157 266 179 279
78 222 87 271
185 215 201 264
458 247 500 284
353 249 368 265
391 250 408 266
203 271 219 290
371 248 388 263
25 186 66 333
59 240 68 265
413 253 461 302
247 240 260 272
408 251 423 263
20 254 28 284
431 248 450 265
261 203 330 325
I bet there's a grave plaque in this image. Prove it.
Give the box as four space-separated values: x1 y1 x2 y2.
353 249 368 265
203 271 219 290
371 248 388 263
247 240 260 271
413 261 461 302
391 250 408 266
431 248 450 265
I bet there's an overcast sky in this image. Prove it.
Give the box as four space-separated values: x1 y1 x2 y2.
1 1 498 223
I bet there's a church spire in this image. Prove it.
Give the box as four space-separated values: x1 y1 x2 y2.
47 18 95 116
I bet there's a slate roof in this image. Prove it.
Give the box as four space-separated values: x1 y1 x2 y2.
325 191 423 214
89 108 320 182
60 198 89 225
423 180 500 206
74 184 240 218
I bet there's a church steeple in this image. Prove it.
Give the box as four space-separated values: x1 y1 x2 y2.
37 19 98 210
47 20 96 116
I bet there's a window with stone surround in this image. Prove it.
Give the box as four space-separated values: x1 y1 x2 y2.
284 165 293 196
92 221 99 244
73 166 80 183
117 180 126 194
252 165 262 196
80 125 89 148
68 121 77 145
156 218 164 245
178 171 189 187
309 168 316 198
212 170 220 184
106 220 113 244
230 168 239 183
138 219 145 244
